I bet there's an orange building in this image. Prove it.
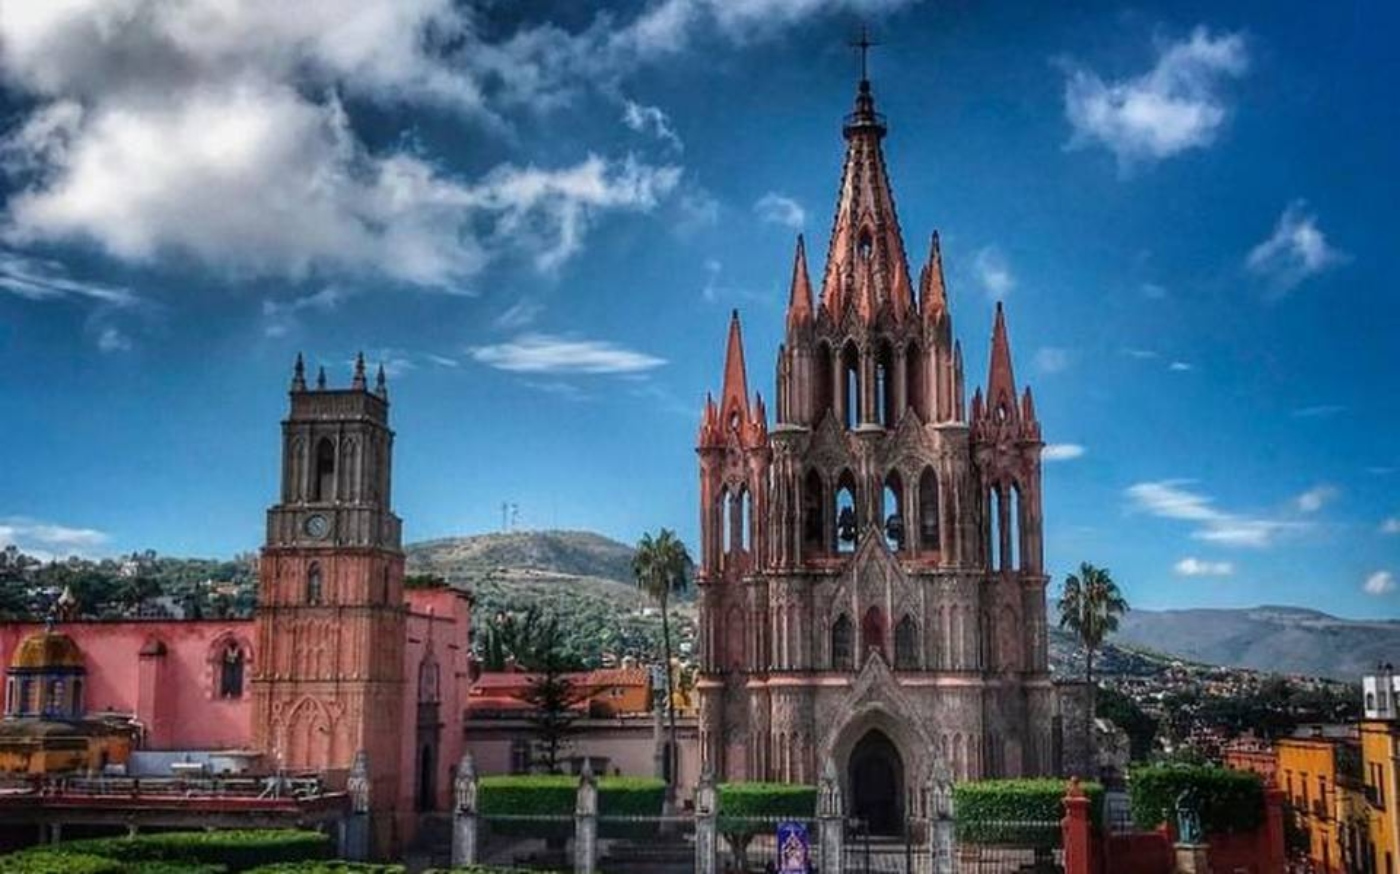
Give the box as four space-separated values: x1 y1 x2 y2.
1277 729 1369 874
467 666 653 719
1222 735 1277 785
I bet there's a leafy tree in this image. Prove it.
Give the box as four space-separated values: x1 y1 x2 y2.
521 616 588 773
632 528 691 789
1057 562 1129 688
1095 685 1158 761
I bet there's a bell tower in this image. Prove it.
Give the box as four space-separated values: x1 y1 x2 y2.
252 353 405 826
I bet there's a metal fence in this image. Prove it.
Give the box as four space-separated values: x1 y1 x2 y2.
949 820 1063 874
477 813 575 871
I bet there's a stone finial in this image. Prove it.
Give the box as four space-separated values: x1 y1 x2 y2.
316 366 327 390
375 362 387 399
351 352 367 390
695 765 717 816
576 760 598 816
818 756 843 818
454 753 478 815
292 353 307 391
347 749 371 814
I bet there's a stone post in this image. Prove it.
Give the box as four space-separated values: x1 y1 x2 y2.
451 752 479 867
694 767 719 874
817 757 844 874
927 763 955 874
339 750 372 862
575 760 598 874
1061 777 1094 874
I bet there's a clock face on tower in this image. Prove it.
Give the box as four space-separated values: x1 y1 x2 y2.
303 513 330 540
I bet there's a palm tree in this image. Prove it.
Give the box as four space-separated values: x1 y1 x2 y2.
633 528 691 798
1057 561 1129 689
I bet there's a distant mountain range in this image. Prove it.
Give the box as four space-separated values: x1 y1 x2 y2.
403 530 1398 681
1112 605 1400 681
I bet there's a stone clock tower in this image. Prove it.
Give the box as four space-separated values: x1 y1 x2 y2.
252 353 406 825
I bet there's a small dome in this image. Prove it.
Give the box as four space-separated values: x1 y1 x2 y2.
10 631 85 671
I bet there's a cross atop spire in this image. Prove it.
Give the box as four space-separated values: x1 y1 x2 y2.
849 25 879 84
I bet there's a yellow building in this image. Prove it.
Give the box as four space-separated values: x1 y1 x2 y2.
0 628 133 775
1277 729 1368 874
1361 720 1400 874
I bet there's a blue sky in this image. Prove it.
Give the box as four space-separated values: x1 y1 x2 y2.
1 1 1396 617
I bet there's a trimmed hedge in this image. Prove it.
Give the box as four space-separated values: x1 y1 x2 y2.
1129 764 1264 835
0 851 125 874
477 774 667 839
953 779 1104 849
0 830 328 874
716 782 816 838
245 865 404 874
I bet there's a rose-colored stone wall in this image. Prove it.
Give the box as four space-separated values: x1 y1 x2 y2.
0 620 255 751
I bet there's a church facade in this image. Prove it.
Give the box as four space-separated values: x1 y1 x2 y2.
695 77 1067 832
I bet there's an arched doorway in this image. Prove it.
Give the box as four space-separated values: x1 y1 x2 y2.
848 729 904 835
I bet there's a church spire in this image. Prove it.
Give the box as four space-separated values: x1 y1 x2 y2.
291 353 307 392
985 302 1018 421
351 352 367 390
786 235 813 331
819 73 913 325
920 232 947 323
720 309 750 424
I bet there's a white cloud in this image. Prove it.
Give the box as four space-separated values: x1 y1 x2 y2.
1294 485 1338 514
1043 444 1086 462
469 333 666 374
1381 518 1400 535
1125 479 1300 548
1246 201 1347 293
622 100 682 150
1063 26 1247 168
0 516 110 558
426 354 459 368
754 192 806 230
97 326 132 353
1123 348 1159 360
0 249 138 306
1034 347 1070 374
973 246 1015 300
0 3 682 289
262 286 348 338
494 299 544 330
1365 571 1396 596
1168 361 1193 372
1174 557 1234 577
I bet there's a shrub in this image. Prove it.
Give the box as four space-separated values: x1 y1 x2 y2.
126 865 227 874
0 851 124 874
477 774 667 839
245 864 404 874
715 783 817 870
5 830 328 873
953 779 1104 849
1129 764 1264 835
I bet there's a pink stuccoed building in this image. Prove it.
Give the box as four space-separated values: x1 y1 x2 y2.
0 356 471 853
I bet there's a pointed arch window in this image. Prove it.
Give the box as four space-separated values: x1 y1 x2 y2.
834 470 858 553
418 654 441 704
815 342 834 423
883 470 905 552
840 342 860 430
876 341 895 428
832 615 854 671
220 642 245 699
306 562 323 605
802 470 825 555
858 231 873 261
918 467 940 551
312 438 336 502
895 616 918 670
862 606 886 662
906 340 924 421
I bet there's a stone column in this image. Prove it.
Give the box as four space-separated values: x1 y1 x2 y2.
695 768 719 874
575 761 598 874
451 753 478 868
1060 778 1094 874
339 750 371 862
927 763 955 874
817 758 844 874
